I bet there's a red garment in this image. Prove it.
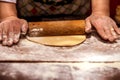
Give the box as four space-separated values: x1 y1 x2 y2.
110 0 120 17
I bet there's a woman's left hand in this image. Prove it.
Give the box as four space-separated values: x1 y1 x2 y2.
85 14 120 42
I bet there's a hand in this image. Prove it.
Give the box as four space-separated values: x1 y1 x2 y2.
0 16 28 46
85 14 120 42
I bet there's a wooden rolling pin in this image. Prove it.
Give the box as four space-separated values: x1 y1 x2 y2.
28 20 85 37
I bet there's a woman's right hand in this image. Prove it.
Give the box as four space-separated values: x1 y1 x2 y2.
0 16 28 46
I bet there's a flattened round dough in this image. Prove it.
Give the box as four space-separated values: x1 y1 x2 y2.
26 35 86 46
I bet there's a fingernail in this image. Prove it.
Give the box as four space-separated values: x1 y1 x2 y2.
0 36 2 41
2 35 7 45
109 38 114 42
86 27 90 31
85 28 91 33
14 34 20 43
104 35 108 40
8 38 13 46
113 34 117 39
14 39 19 43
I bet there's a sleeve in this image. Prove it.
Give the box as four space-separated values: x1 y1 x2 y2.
0 0 16 3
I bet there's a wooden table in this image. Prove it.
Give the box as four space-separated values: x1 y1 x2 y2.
0 33 120 80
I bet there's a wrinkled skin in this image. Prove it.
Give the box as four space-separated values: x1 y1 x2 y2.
85 14 120 42
0 17 28 46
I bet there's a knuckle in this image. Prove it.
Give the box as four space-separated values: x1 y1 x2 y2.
2 35 7 39
2 40 7 46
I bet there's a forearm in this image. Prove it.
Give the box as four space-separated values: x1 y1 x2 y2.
91 0 110 16
0 2 17 21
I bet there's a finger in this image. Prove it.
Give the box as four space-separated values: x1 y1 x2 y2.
104 26 116 42
104 26 112 37
14 33 20 44
7 23 14 46
20 19 28 35
0 24 3 41
2 23 8 46
97 26 108 40
13 21 21 43
111 28 118 39
112 21 120 35
93 21 108 40
85 18 92 33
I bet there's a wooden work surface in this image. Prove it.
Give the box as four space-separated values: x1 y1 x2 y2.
0 63 120 80
0 32 120 80
0 32 120 62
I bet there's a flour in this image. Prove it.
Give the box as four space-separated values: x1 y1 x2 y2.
0 32 120 62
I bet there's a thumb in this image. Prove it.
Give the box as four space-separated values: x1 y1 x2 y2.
85 18 92 33
20 19 28 35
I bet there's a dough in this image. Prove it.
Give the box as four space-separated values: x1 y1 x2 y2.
26 35 86 46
